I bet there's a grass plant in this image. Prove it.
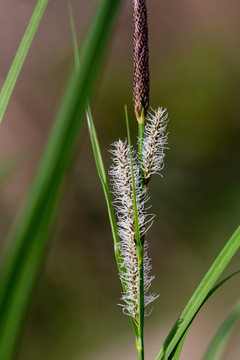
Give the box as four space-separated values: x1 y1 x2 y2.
0 0 122 359
0 0 239 359
0 0 49 124
203 300 240 360
87 1 240 359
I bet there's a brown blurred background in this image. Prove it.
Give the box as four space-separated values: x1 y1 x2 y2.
0 0 240 359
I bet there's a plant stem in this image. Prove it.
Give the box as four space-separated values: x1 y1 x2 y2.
137 118 145 359
137 254 144 360
0 1 123 358
137 337 144 360
138 121 144 182
126 106 145 357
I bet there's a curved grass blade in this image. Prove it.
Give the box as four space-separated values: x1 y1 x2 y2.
86 104 139 338
0 0 49 123
168 271 240 360
68 2 80 73
169 332 187 360
86 104 121 266
203 300 240 360
155 225 240 360
0 1 122 359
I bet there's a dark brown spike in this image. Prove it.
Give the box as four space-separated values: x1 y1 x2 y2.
133 0 149 123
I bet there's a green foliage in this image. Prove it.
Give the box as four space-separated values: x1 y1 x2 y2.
168 271 240 360
0 1 239 359
203 300 240 360
0 0 49 123
0 0 122 359
86 104 140 340
86 104 121 268
68 2 80 73
155 226 240 360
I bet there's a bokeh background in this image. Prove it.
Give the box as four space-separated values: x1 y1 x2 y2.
0 0 240 359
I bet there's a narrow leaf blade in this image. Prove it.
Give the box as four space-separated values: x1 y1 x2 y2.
154 226 240 360
0 0 49 123
68 2 80 72
168 271 240 360
0 1 122 359
86 104 138 338
203 300 240 360
86 104 120 256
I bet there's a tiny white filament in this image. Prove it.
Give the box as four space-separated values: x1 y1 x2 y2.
142 107 168 184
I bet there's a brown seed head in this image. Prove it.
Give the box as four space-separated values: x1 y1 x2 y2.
133 0 149 123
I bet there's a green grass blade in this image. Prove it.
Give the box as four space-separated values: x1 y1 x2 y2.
86 103 120 261
168 271 240 360
0 0 49 123
68 2 80 72
155 225 240 360
0 0 122 359
86 104 139 339
203 300 240 360
169 332 187 360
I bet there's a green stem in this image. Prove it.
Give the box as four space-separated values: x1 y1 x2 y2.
138 122 144 184
126 107 145 357
138 119 145 359
137 255 144 359
137 338 144 360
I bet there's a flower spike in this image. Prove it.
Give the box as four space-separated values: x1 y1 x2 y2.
142 107 169 185
109 140 158 322
133 0 149 123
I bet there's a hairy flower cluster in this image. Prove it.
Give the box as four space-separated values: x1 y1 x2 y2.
109 140 158 321
142 107 168 184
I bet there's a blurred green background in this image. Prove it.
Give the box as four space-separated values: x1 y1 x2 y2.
0 0 240 359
